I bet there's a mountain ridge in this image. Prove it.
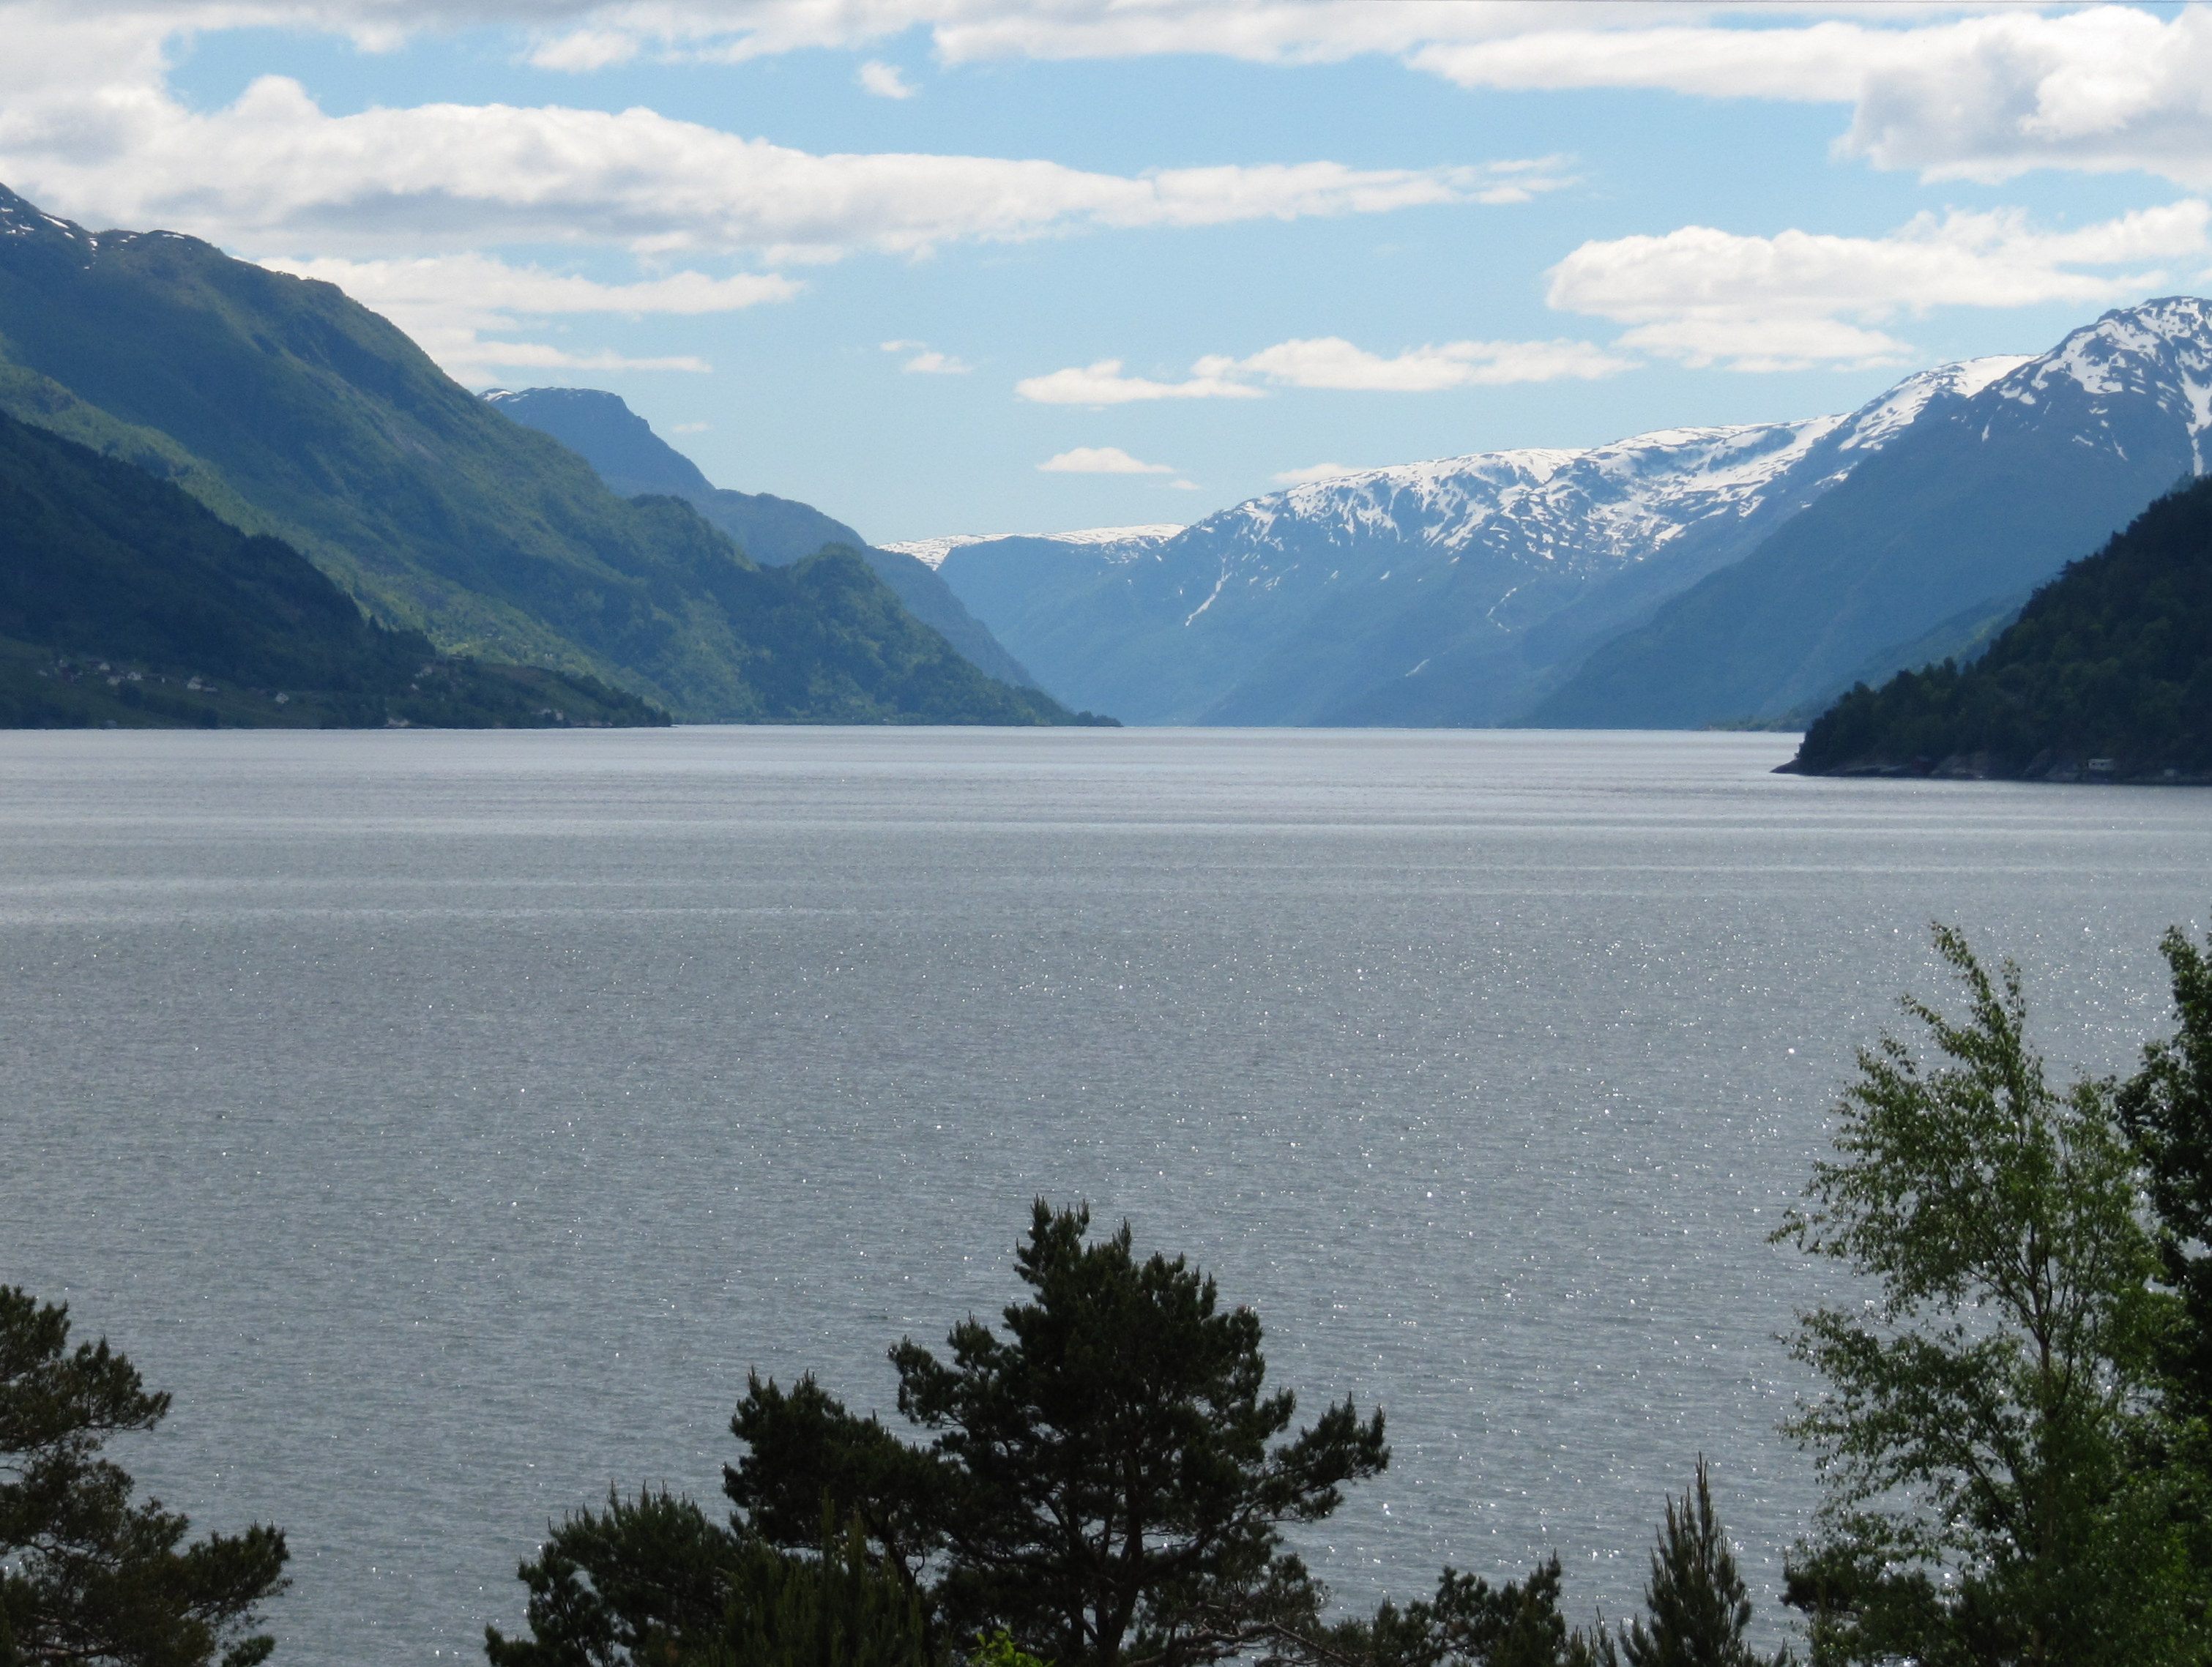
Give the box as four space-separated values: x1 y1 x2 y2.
1530 298 2212 727
923 357 2023 726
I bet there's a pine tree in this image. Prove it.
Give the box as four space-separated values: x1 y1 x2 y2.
1617 1461 1778 1667
0 1286 288 1667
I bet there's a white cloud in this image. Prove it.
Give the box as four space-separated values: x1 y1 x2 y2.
514 4 2212 190
1272 462 1355 485
1229 335 1634 390
1548 201 2211 370
513 1 1685 75
0 33 1565 264
880 339 971 373
1019 334 1632 403
259 251 794 375
34 3 2212 195
1016 359 1264 405
857 59 917 97
1038 445 1176 474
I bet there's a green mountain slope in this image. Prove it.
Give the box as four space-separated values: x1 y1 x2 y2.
480 386 1046 690
0 184 1096 726
0 410 663 728
1784 473 2212 780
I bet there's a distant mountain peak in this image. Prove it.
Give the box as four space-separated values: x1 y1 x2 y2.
483 386 714 496
1996 296 2212 450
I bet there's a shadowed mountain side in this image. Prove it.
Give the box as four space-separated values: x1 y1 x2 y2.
0 410 664 728
481 386 1043 692
1530 301 2212 728
0 184 1076 724
933 534 1180 718
1784 472 2212 780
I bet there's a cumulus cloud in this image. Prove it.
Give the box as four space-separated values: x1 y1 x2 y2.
858 59 917 97
259 251 795 374
0 45 1564 263
513 0 1675 75
520 3 2212 190
1548 201 2211 371
1038 446 1175 474
36 4 2212 194
1016 359 1263 405
1018 333 1631 403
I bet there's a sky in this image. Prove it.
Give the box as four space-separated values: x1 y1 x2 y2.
2 1 2210 542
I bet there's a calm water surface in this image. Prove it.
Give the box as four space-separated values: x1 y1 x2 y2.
1 727 2205 1661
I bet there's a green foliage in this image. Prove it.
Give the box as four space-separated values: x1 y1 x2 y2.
1791 471 2212 777
2119 926 2212 1422
723 1372 951 1593
966 1631 1050 1667
1341 1557 1609 1667
1615 1461 1784 1667
483 1499 933 1667
0 185 1105 725
0 1286 288 1667
1774 925 2194 1665
723 1201 1386 1667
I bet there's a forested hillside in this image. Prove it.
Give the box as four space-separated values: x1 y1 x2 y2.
1785 471 2212 780
0 411 663 727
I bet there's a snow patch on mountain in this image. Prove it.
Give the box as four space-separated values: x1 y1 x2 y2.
1989 297 2212 471
884 524 1185 568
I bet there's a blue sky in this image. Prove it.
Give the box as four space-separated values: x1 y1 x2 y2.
3 2 2208 541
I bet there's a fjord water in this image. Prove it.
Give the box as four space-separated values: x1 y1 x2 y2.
2 727 2205 1662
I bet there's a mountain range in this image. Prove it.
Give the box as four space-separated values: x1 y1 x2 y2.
0 183 1092 727
912 299 2212 729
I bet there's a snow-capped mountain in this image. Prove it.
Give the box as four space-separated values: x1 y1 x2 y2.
931 356 2025 726
1536 297 2212 727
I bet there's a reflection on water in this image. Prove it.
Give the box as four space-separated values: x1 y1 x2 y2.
0 726 2203 1662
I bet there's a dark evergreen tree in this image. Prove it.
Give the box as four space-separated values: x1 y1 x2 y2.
723 1373 950 1595
484 1490 734 1667
1346 1556 1610 1667
483 1499 933 1667
1615 1461 1780 1667
0 1286 288 1667
887 1201 1387 1667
